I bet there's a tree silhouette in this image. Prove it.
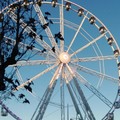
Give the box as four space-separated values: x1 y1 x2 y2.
0 1 28 92
0 0 49 101
0 0 63 106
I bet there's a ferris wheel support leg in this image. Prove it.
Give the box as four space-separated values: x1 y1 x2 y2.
65 78 84 120
76 73 113 108
73 77 96 120
35 81 57 120
60 77 65 120
66 64 96 120
34 64 63 120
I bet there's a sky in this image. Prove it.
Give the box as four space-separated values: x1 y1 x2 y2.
78 0 120 45
1 0 120 120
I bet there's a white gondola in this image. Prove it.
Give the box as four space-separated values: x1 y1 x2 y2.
78 8 84 16
1 107 8 117
51 0 57 7
89 16 96 24
107 37 114 45
65 2 71 11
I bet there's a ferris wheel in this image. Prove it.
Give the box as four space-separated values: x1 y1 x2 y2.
0 0 120 120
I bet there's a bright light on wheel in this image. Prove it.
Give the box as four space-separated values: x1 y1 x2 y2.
59 52 70 63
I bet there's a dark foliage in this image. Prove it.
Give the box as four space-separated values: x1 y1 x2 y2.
23 98 30 104
0 0 60 105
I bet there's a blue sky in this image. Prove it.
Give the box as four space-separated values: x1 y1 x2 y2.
79 0 120 45
1 0 120 120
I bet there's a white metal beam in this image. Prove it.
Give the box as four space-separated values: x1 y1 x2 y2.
7 10 56 58
34 63 63 120
67 12 88 52
71 55 116 63
60 0 64 52
74 63 119 83
33 3 59 55
10 60 56 66
76 72 113 108
70 32 106 57
14 63 59 91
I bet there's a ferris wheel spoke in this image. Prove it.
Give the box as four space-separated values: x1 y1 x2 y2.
33 3 59 55
64 19 95 41
76 72 113 108
73 63 119 83
63 19 96 46
62 19 104 55
4 36 40 52
7 10 56 58
14 67 24 83
50 18 89 42
71 55 116 63
67 12 88 52
59 0 64 52
9 60 55 67
32 63 63 120
13 67 38 98
70 32 107 57
14 67 40 98
4 36 49 59
66 64 96 120
14 63 59 91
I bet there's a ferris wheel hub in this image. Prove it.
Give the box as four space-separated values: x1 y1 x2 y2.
59 52 70 63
